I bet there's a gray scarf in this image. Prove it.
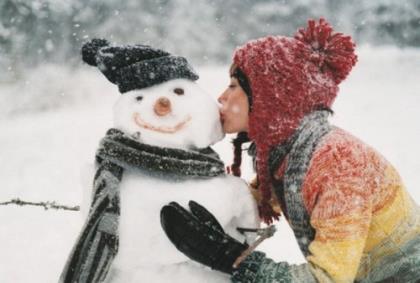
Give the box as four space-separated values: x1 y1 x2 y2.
60 128 225 283
248 110 331 256
271 110 331 255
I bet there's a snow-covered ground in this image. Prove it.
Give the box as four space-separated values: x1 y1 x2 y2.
0 46 419 282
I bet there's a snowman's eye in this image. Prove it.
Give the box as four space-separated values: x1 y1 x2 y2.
135 96 143 102
173 88 184 95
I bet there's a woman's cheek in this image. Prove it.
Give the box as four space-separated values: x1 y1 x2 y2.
231 104 241 114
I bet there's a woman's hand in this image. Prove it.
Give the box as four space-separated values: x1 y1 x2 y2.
160 201 248 274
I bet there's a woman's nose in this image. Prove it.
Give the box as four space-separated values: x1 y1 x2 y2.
217 93 226 104
154 97 172 116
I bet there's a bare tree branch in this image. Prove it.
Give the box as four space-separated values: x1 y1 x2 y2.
0 198 80 211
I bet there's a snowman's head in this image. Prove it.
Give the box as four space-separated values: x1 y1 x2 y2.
113 78 225 150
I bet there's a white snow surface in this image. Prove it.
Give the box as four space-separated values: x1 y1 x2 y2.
1 46 420 282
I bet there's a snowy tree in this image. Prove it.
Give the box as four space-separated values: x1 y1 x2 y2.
163 0 227 65
353 0 420 46
0 0 419 79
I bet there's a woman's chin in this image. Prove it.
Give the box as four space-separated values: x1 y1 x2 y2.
222 124 240 134
222 124 231 134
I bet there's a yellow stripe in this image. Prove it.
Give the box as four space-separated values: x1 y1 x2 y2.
308 239 365 283
365 166 411 252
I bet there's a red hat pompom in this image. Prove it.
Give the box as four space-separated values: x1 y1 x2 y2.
294 18 357 84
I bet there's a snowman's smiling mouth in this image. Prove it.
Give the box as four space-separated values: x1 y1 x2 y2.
133 112 191 134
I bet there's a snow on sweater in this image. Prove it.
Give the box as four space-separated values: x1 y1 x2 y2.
232 127 420 283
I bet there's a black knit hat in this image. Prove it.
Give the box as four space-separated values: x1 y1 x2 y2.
81 38 199 93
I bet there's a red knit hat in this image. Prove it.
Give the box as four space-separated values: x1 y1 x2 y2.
232 18 357 224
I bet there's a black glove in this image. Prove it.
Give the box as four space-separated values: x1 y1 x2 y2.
160 200 248 274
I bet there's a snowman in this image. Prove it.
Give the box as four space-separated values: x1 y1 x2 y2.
60 39 259 283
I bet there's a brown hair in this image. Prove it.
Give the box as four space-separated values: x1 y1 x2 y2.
230 64 253 111
230 132 250 177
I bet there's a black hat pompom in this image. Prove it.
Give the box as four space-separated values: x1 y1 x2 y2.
81 38 110 66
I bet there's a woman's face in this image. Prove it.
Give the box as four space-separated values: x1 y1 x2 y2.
217 76 249 133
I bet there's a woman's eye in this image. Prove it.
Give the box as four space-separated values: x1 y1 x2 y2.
229 84 236 88
173 88 184 95
136 96 143 101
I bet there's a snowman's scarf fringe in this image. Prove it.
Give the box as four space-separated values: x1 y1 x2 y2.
60 128 225 283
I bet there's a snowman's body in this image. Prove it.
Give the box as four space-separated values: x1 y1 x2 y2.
82 78 259 282
104 170 258 282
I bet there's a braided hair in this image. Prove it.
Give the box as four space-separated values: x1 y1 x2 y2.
229 65 252 177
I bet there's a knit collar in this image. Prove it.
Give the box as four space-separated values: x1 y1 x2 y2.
96 128 225 179
246 111 331 223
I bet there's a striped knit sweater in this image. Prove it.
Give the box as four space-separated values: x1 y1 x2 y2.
232 127 420 283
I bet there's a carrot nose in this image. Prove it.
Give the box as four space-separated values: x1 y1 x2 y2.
154 97 172 116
